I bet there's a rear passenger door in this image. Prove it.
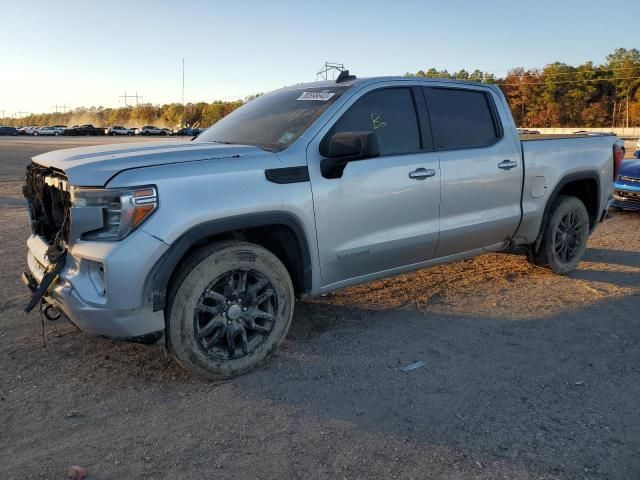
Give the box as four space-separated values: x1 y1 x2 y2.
423 86 522 257
308 85 441 287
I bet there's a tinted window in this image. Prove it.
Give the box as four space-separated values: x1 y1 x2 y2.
424 88 500 150
330 88 420 156
197 86 349 152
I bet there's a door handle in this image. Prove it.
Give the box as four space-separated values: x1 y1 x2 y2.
409 168 436 180
498 159 518 170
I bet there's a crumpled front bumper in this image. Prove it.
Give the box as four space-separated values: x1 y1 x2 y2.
24 228 169 339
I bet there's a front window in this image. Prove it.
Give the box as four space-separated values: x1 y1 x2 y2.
197 85 350 152
328 87 422 156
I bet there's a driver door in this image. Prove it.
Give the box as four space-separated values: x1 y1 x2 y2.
307 85 441 288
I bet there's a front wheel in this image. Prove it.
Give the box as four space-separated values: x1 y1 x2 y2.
530 195 589 274
167 241 295 379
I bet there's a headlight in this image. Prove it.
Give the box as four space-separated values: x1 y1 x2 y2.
71 186 158 241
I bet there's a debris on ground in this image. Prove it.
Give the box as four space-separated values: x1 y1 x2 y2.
399 360 426 372
67 465 88 479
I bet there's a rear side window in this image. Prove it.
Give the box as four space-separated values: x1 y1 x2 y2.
424 87 501 150
331 88 420 156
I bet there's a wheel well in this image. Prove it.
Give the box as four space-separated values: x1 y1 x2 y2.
556 178 599 230
186 225 308 295
153 220 311 313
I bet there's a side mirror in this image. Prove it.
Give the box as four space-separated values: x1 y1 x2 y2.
634 150 640 159
320 131 380 178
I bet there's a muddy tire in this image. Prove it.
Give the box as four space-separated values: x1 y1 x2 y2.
531 195 589 274
167 241 294 379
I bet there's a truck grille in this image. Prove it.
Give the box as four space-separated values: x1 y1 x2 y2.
614 189 640 208
618 176 640 185
23 162 71 254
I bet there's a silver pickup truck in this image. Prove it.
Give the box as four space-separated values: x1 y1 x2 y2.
22 73 624 379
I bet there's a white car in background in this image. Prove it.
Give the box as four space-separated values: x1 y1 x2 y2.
105 126 133 136
32 126 65 136
20 126 39 135
135 125 166 135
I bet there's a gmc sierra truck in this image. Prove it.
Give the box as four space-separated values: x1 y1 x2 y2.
22 73 624 379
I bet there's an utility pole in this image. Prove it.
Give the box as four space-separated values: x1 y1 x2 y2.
0 110 5 118
316 62 345 81
182 58 186 127
52 104 68 114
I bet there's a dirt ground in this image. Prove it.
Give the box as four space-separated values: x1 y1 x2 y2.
1 137 639 479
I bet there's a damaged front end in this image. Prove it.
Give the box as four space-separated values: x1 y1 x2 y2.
23 163 71 312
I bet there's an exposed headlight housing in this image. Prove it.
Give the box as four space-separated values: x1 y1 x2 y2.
71 186 158 241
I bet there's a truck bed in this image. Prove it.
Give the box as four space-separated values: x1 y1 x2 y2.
515 133 616 244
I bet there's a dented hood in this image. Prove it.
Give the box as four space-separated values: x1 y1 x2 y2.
31 140 269 186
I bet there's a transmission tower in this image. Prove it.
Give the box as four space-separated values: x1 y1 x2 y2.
316 62 345 81
119 91 143 107
52 104 69 114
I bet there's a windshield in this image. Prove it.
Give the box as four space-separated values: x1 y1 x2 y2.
196 85 350 152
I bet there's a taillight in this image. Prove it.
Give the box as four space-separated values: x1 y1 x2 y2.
613 144 624 180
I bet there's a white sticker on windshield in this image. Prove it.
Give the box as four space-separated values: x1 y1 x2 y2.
297 91 335 101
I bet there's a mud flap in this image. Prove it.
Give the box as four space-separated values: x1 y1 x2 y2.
24 253 67 313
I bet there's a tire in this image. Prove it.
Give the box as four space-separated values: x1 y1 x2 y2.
54 132 59 136
531 195 589 274
167 241 295 379
33 132 38 136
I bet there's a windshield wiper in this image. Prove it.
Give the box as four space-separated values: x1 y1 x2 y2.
210 140 234 145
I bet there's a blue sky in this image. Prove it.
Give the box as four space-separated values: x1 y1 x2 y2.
0 0 637 115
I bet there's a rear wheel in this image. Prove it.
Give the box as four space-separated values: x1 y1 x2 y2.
530 195 589 274
167 241 295 379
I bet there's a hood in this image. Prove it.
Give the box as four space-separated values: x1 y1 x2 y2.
619 159 640 178
32 140 269 186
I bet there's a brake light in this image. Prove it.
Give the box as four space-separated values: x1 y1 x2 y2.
613 144 624 180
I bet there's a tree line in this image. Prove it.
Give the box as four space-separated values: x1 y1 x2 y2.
1 100 246 130
3 48 639 129
408 48 640 128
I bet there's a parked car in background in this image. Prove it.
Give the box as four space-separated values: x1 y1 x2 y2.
105 126 133 136
32 126 65 136
20 126 39 135
0 126 18 136
22 75 622 379
518 128 540 135
170 127 203 136
135 126 166 135
611 152 640 211
64 124 105 136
